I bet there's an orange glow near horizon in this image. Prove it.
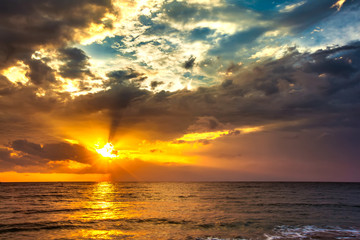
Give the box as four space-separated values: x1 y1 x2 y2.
0 171 109 182
60 124 265 168
0 119 266 182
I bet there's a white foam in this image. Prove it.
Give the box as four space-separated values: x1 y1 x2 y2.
265 225 360 239
198 238 247 240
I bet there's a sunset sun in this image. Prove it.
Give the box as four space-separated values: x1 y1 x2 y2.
95 142 118 159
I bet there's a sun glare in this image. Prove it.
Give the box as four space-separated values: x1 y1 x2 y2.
96 143 118 158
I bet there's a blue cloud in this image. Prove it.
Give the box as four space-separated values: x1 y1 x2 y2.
276 0 339 33
209 27 269 57
163 0 198 22
143 23 178 35
138 15 153 26
189 27 215 41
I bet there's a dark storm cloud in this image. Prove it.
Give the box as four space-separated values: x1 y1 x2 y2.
108 42 360 136
0 147 47 171
0 138 102 173
70 85 148 113
9 41 354 143
25 59 56 85
302 45 359 78
0 0 114 70
59 47 93 79
106 68 146 86
0 82 64 145
66 78 149 141
10 139 94 163
0 81 63 114
0 74 70 146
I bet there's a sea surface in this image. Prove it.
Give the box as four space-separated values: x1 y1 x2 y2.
0 182 359 240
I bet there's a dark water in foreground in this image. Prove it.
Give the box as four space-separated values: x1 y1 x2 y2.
0 182 359 240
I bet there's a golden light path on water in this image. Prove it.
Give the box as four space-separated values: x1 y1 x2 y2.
65 182 207 239
71 182 142 239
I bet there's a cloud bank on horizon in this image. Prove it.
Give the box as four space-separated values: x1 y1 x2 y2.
0 0 359 181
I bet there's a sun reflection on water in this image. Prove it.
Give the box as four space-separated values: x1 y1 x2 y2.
69 182 203 239
91 182 116 220
71 182 141 239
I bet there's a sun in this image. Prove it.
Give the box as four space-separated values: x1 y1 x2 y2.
95 142 118 158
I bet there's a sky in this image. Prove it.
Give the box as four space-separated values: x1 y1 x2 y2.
0 0 359 182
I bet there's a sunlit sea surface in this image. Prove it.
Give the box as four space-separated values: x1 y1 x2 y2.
0 182 359 240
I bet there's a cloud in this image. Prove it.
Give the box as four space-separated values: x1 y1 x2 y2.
189 27 215 41
163 0 202 23
0 139 102 174
331 0 347 11
58 47 94 79
127 43 360 134
209 27 269 57
302 4 360 48
276 0 340 33
183 56 196 69
279 1 306 13
25 59 56 85
106 68 147 86
2 41 360 143
0 0 115 70
187 116 228 133
150 81 164 90
67 78 149 141
10 139 95 163
0 75 15 95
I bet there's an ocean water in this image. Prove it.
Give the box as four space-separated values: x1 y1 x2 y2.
0 182 359 240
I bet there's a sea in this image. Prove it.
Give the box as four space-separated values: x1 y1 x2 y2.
0 182 359 240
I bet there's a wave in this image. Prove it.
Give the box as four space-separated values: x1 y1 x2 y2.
254 203 359 208
188 225 360 240
124 217 193 225
0 221 83 234
1 207 90 215
265 225 360 240
0 217 193 234
195 238 247 240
